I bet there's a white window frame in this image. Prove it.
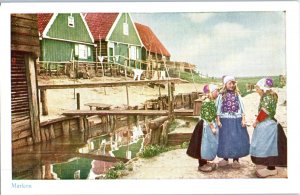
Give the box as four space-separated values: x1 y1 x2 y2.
123 23 129 36
78 44 88 59
136 47 140 59
130 46 137 60
88 47 91 57
68 15 75 28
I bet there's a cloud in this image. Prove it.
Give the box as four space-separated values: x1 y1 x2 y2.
182 13 215 24
172 20 285 77
213 22 253 40
210 33 286 77
173 22 252 62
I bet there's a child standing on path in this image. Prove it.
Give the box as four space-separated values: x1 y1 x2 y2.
216 75 250 168
187 84 219 172
250 78 287 178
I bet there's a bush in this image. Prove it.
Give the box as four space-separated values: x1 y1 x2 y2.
181 141 189 149
104 162 126 179
114 162 126 171
104 169 119 179
140 145 169 158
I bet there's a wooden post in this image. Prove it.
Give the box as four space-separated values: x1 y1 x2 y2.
40 89 48 116
79 117 85 132
40 127 46 142
124 60 129 107
25 55 41 143
83 116 89 139
77 93 80 110
44 127 50 140
168 82 171 118
49 124 55 139
171 82 175 113
62 121 70 137
158 85 161 98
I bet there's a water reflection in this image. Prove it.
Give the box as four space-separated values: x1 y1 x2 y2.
80 124 145 159
13 123 146 180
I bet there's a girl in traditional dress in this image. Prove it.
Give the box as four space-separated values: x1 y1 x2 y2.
250 78 287 178
216 75 250 168
187 84 219 172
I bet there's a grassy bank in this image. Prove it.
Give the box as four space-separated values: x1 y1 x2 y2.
179 72 284 97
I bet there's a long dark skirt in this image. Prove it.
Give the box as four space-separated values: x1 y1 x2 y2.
186 120 206 161
217 117 250 158
251 123 287 167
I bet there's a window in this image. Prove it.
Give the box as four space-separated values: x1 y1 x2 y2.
130 46 136 60
68 15 74 28
88 47 91 57
108 42 114 62
123 23 128 35
78 44 88 59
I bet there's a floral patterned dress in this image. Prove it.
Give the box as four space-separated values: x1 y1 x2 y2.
216 91 250 158
200 99 218 160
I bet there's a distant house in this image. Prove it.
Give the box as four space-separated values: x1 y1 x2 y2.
135 23 171 79
84 13 143 72
37 13 95 72
135 23 170 63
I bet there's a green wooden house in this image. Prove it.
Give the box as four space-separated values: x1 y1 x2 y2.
135 23 171 62
135 23 171 72
84 13 143 71
37 13 95 71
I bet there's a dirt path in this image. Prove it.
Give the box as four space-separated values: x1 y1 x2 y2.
121 149 287 179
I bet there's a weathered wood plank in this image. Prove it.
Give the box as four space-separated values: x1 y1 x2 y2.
12 115 30 123
11 34 40 47
12 112 30 119
11 26 38 36
11 45 40 57
40 127 47 142
38 78 188 90
63 109 168 116
63 109 193 116
12 129 31 141
148 116 169 130
25 55 41 143
12 119 30 132
40 89 48 116
62 121 70 136
11 14 37 20
11 17 38 29
40 116 79 126
12 138 28 149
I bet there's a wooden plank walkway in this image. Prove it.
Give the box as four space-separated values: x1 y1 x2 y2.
62 109 194 116
167 133 192 146
38 78 188 90
84 103 111 110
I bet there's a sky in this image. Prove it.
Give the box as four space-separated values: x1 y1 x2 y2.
131 12 286 78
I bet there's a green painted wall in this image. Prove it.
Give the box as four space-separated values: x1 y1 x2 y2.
47 13 93 43
115 43 128 65
40 39 94 62
108 13 142 46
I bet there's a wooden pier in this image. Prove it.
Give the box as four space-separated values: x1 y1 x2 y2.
62 109 194 117
38 78 187 116
38 78 187 90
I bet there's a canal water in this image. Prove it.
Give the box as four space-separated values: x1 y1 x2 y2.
12 117 197 180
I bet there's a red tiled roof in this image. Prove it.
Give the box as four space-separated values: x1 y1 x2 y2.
84 13 119 41
135 23 170 57
37 13 53 36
